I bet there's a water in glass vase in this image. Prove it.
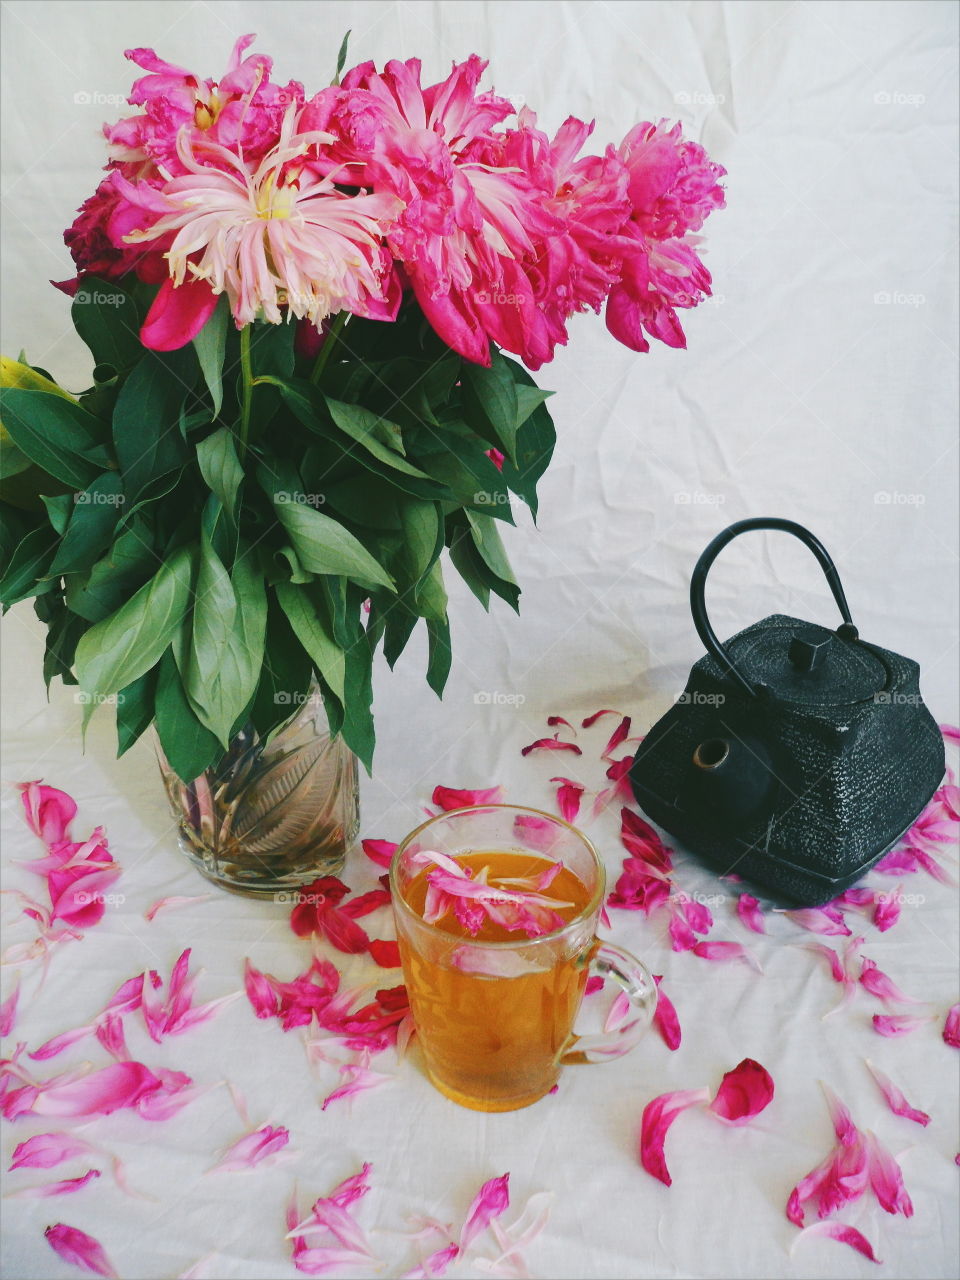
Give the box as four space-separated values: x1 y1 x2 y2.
397 851 594 1111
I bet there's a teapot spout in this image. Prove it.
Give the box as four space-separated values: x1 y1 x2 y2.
684 732 778 827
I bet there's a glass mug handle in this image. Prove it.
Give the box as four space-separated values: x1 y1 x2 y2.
560 940 657 1065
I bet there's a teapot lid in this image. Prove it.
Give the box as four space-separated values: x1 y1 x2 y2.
725 616 888 706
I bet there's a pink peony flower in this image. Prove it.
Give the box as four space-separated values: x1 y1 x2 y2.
124 104 401 349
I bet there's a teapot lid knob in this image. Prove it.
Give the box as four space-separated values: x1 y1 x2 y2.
788 631 832 673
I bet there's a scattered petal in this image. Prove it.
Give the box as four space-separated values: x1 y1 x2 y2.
432 785 504 812
460 1173 510 1250
709 1059 774 1125
791 1221 881 1264
651 975 681 1050
368 940 401 968
865 1130 913 1216
340 890 392 919
549 778 584 824
784 906 851 936
44 1223 118 1278
9 1131 97 1170
692 941 762 973
944 1004 960 1048
0 981 20 1036
361 839 397 869
581 709 620 728
8 1168 101 1197
144 894 215 921
859 957 924 1007
619 809 672 871
520 736 581 757
941 723 960 744
601 716 631 759
546 716 576 733
872 1013 933 1038
873 886 902 932
402 1243 460 1279
736 894 766 934
210 1124 292 1173
864 1060 930 1126
321 1054 390 1110
639 1088 710 1186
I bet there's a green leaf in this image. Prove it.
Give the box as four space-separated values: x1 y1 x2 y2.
154 648 222 782
325 395 407 456
0 432 31 480
414 558 448 622
382 603 419 669
74 544 195 714
191 296 229 417
399 499 442 590
335 29 351 81
275 546 313 584
515 384 554 427
39 598 85 688
48 473 125 576
186 549 266 747
72 277 144 372
112 349 194 500
466 510 520 610
341 628 375 770
41 494 74 534
265 476 395 591
0 524 57 605
196 427 243 525
0 389 104 490
426 615 452 698
250 595 315 739
499 362 556 520
64 521 156 623
183 523 237 741
275 580 345 702
116 668 156 755
447 522 490 610
460 346 520 464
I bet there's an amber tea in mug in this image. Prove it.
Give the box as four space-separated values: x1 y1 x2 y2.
391 805 656 1112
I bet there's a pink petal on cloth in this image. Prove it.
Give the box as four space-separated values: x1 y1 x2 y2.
550 778 584 824
639 1088 711 1186
865 1130 913 1216
44 1223 118 1278
210 1123 291 1173
791 1221 881 1264
368 940 401 969
8 1061 163 1120
321 1055 389 1110
581 709 620 728
432 785 504 811
620 809 672 870
9 1131 97 1170
872 1013 932 1037
0 980 20 1036
402 1242 460 1278
361 839 397 868
874 846 921 875
803 943 847 985
784 906 851 936
652 975 681 1050
546 716 576 733
668 912 698 952
864 1059 930 1126
821 1082 859 1146
859 958 925 1007
134 1068 204 1121
144 894 215 921
709 1059 774 1125
95 1012 131 1061
873 887 902 932
8 1168 101 1197
941 722 960 744
29 1025 95 1061
520 736 582 757
340 890 392 919
943 1003 960 1048
736 894 766 934
692 941 762 973
244 958 280 1019
601 716 631 759
49 865 122 928
460 1172 511 1250
678 894 712 935
19 782 77 845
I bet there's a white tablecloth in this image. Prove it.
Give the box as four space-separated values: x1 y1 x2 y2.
2 3 958 1278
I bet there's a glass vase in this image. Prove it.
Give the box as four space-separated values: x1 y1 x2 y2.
156 688 359 896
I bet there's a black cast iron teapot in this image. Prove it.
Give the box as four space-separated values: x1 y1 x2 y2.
629 518 945 905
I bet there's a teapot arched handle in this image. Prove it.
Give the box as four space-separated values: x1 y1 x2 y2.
689 518 858 699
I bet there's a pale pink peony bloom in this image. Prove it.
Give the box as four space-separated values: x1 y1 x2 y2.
124 104 401 349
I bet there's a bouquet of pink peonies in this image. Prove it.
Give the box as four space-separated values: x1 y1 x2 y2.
0 34 725 780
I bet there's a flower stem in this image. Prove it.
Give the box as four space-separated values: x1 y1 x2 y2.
238 324 253 457
309 312 348 386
